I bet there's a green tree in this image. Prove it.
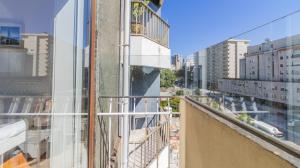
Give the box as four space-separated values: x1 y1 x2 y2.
160 69 176 88
160 97 180 113
176 90 184 96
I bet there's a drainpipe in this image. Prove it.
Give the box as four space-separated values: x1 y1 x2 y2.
122 0 131 167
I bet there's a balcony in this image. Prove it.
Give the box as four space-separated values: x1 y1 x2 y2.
1 95 300 168
180 96 300 168
130 1 170 69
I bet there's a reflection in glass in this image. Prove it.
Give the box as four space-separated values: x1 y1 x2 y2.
0 0 90 167
191 10 300 146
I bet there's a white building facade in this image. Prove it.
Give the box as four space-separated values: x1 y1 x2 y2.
219 35 300 105
207 39 249 89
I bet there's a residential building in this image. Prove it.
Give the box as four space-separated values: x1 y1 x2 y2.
171 54 183 71
218 34 300 144
207 39 249 89
193 49 207 90
219 35 300 105
183 56 195 88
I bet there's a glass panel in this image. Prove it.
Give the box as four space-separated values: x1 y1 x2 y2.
0 0 91 167
189 9 300 147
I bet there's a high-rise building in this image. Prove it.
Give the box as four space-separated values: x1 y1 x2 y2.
207 39 249 89
193 49 207 89
218 35 300 144
219 35 300 105
171 54 183 71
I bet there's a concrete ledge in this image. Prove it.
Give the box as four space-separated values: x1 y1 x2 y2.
180 97 300 168
130 35 170 69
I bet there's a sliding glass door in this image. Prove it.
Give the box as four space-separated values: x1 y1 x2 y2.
0 0 91 167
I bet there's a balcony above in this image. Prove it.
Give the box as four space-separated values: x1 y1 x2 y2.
130 1 170 69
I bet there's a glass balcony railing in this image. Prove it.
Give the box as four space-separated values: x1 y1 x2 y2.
131 1 170 48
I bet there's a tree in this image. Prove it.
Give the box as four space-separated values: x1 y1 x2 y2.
160 69 176 88
176 90 184 96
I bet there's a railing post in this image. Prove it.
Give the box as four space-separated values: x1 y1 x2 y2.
133 97 136 129
145 98 148 134
108 98 112 168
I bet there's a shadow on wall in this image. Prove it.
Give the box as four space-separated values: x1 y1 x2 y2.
130 66 160 128
131 66 160 97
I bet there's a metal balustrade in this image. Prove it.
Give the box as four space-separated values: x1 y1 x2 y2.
0 96 179 168
131 1 170 48
97 96 176 168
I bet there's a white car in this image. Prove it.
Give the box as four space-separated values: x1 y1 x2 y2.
252 120 283 137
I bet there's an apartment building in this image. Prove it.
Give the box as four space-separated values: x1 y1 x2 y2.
171 54 183 71
207 39 249 89
220 35 300 105
182 56 195 88
193 49 207 89
219 35 300 144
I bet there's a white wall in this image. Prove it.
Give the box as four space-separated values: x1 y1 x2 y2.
130 36 171 69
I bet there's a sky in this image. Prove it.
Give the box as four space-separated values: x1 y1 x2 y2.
162 0 300 56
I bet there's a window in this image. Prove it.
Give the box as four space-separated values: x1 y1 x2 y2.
0 25 21 46
292 54 300 58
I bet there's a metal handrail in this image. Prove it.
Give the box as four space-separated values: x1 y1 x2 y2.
98 96 174 99
131 1 169 47
131 1 170 27
146 114 157 128
128 121 169 167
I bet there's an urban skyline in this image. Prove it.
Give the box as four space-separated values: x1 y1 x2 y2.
163 0 300 55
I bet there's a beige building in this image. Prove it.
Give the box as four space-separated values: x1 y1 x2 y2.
0 33 52 77
240 35 300 82
219 34 300 105
207 39 249 88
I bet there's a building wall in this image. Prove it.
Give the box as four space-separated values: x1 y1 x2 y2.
206 39 248 88
171 54 183 71
130 35 171 69
95 0 121 167
244 35 300 82
193 50 207 89
130 66 160 127
239 58 246 79
0 48 33 77
180 99 296 168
